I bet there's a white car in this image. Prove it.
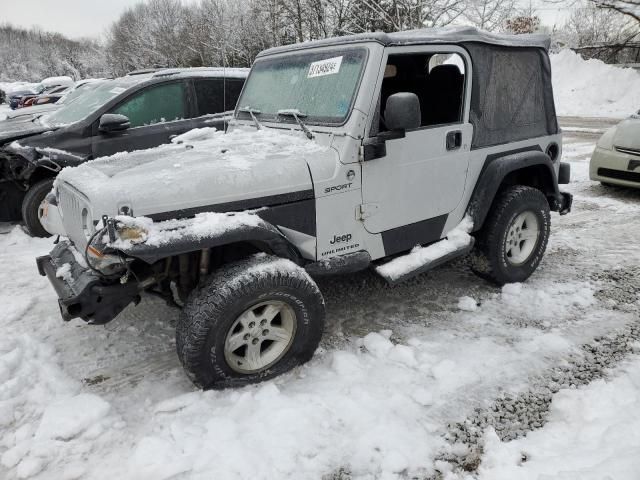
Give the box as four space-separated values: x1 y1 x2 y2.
590 112 640 188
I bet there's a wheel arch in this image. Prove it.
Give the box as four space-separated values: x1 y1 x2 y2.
27 167 58 186
466 150 562 232
119 218 302 265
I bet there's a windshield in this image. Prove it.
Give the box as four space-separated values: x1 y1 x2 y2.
59 81 104 105
237 48 367 125
45 79 132 126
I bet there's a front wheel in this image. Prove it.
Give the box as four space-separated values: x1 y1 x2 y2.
176 254 325 389
470 186 550 285
22 178 54 238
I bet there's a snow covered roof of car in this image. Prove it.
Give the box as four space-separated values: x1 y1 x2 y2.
258 26 551 57
150 67 250 79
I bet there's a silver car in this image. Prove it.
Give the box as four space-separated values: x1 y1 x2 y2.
590 111 640 188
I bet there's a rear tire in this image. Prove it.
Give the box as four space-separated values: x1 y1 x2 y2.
176 254 325 389
21 178 54 238
470 186 550 285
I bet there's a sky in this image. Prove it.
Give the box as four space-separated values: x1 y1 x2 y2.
1 0 573 40
0 0 193 39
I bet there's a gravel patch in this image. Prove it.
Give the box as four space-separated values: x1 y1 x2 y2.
438 266 640 477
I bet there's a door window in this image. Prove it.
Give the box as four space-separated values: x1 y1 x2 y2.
194 78 245 116
376 52 465 133
112 82 186 128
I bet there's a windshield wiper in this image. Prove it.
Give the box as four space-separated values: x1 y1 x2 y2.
277 109 314 140
238 107 262 130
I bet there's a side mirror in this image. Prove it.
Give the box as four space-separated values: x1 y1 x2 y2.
385 92 421 131
99 114 130 133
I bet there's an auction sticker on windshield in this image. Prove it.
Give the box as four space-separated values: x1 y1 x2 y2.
308 56 343 78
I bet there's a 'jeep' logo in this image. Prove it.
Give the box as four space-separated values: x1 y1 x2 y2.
330 233 352 245
324 183 352 194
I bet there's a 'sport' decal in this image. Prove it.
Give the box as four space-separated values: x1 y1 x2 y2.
324 183 352 194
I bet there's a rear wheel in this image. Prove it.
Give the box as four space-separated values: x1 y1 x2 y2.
470 186 550 285
21 178 54 238
176 254 325 389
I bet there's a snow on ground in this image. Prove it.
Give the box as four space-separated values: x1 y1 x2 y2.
470 353 640 480
551 49 640 118
0 131 639 479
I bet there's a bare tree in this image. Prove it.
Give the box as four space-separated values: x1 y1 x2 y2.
565 4 634 46
591 0 639 22
0 23 109 81
463 0 516 31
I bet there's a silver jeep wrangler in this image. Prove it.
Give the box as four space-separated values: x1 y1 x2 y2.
37 27 572 389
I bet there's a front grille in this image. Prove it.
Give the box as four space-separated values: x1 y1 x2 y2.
597 168 640 183
58 183 90 250
615 146 640 157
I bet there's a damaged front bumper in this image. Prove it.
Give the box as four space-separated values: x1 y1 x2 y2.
36 241 140 325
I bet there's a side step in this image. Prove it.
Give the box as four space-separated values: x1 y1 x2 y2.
305 251 371 277
376 237 475 286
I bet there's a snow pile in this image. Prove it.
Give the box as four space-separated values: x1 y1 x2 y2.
499 281 594 322
475 354 640 480
377 216 473 282
551 49 640 118
0 212 633 479
457 296 478 312
55 263 72 282
106 320 579 480
0 335 116 479
0 81 39 96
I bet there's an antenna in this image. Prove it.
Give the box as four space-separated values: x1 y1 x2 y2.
222 4 227 114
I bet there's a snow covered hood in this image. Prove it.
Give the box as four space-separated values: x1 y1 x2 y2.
0 121 53 145
613 116 640 150
55 127 331 218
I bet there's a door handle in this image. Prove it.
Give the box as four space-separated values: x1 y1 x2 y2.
446 130 462 151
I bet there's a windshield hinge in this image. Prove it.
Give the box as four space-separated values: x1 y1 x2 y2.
357 203 379 220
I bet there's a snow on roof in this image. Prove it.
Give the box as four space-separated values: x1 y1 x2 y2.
259 26 551 58
42 76 74 88
151 67 250 80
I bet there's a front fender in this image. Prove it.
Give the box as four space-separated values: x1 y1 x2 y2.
466 150 563 230
113 213 300 264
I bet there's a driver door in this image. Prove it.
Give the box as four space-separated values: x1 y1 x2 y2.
361 47 472 253
91 80 194 158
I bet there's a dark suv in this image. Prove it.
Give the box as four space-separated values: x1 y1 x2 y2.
0 68 248 236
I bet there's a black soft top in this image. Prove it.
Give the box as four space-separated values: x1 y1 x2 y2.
258 26 550 58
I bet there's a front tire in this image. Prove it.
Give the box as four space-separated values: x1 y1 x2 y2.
176 254 325 389
22 178 54 238
470 186 550 285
